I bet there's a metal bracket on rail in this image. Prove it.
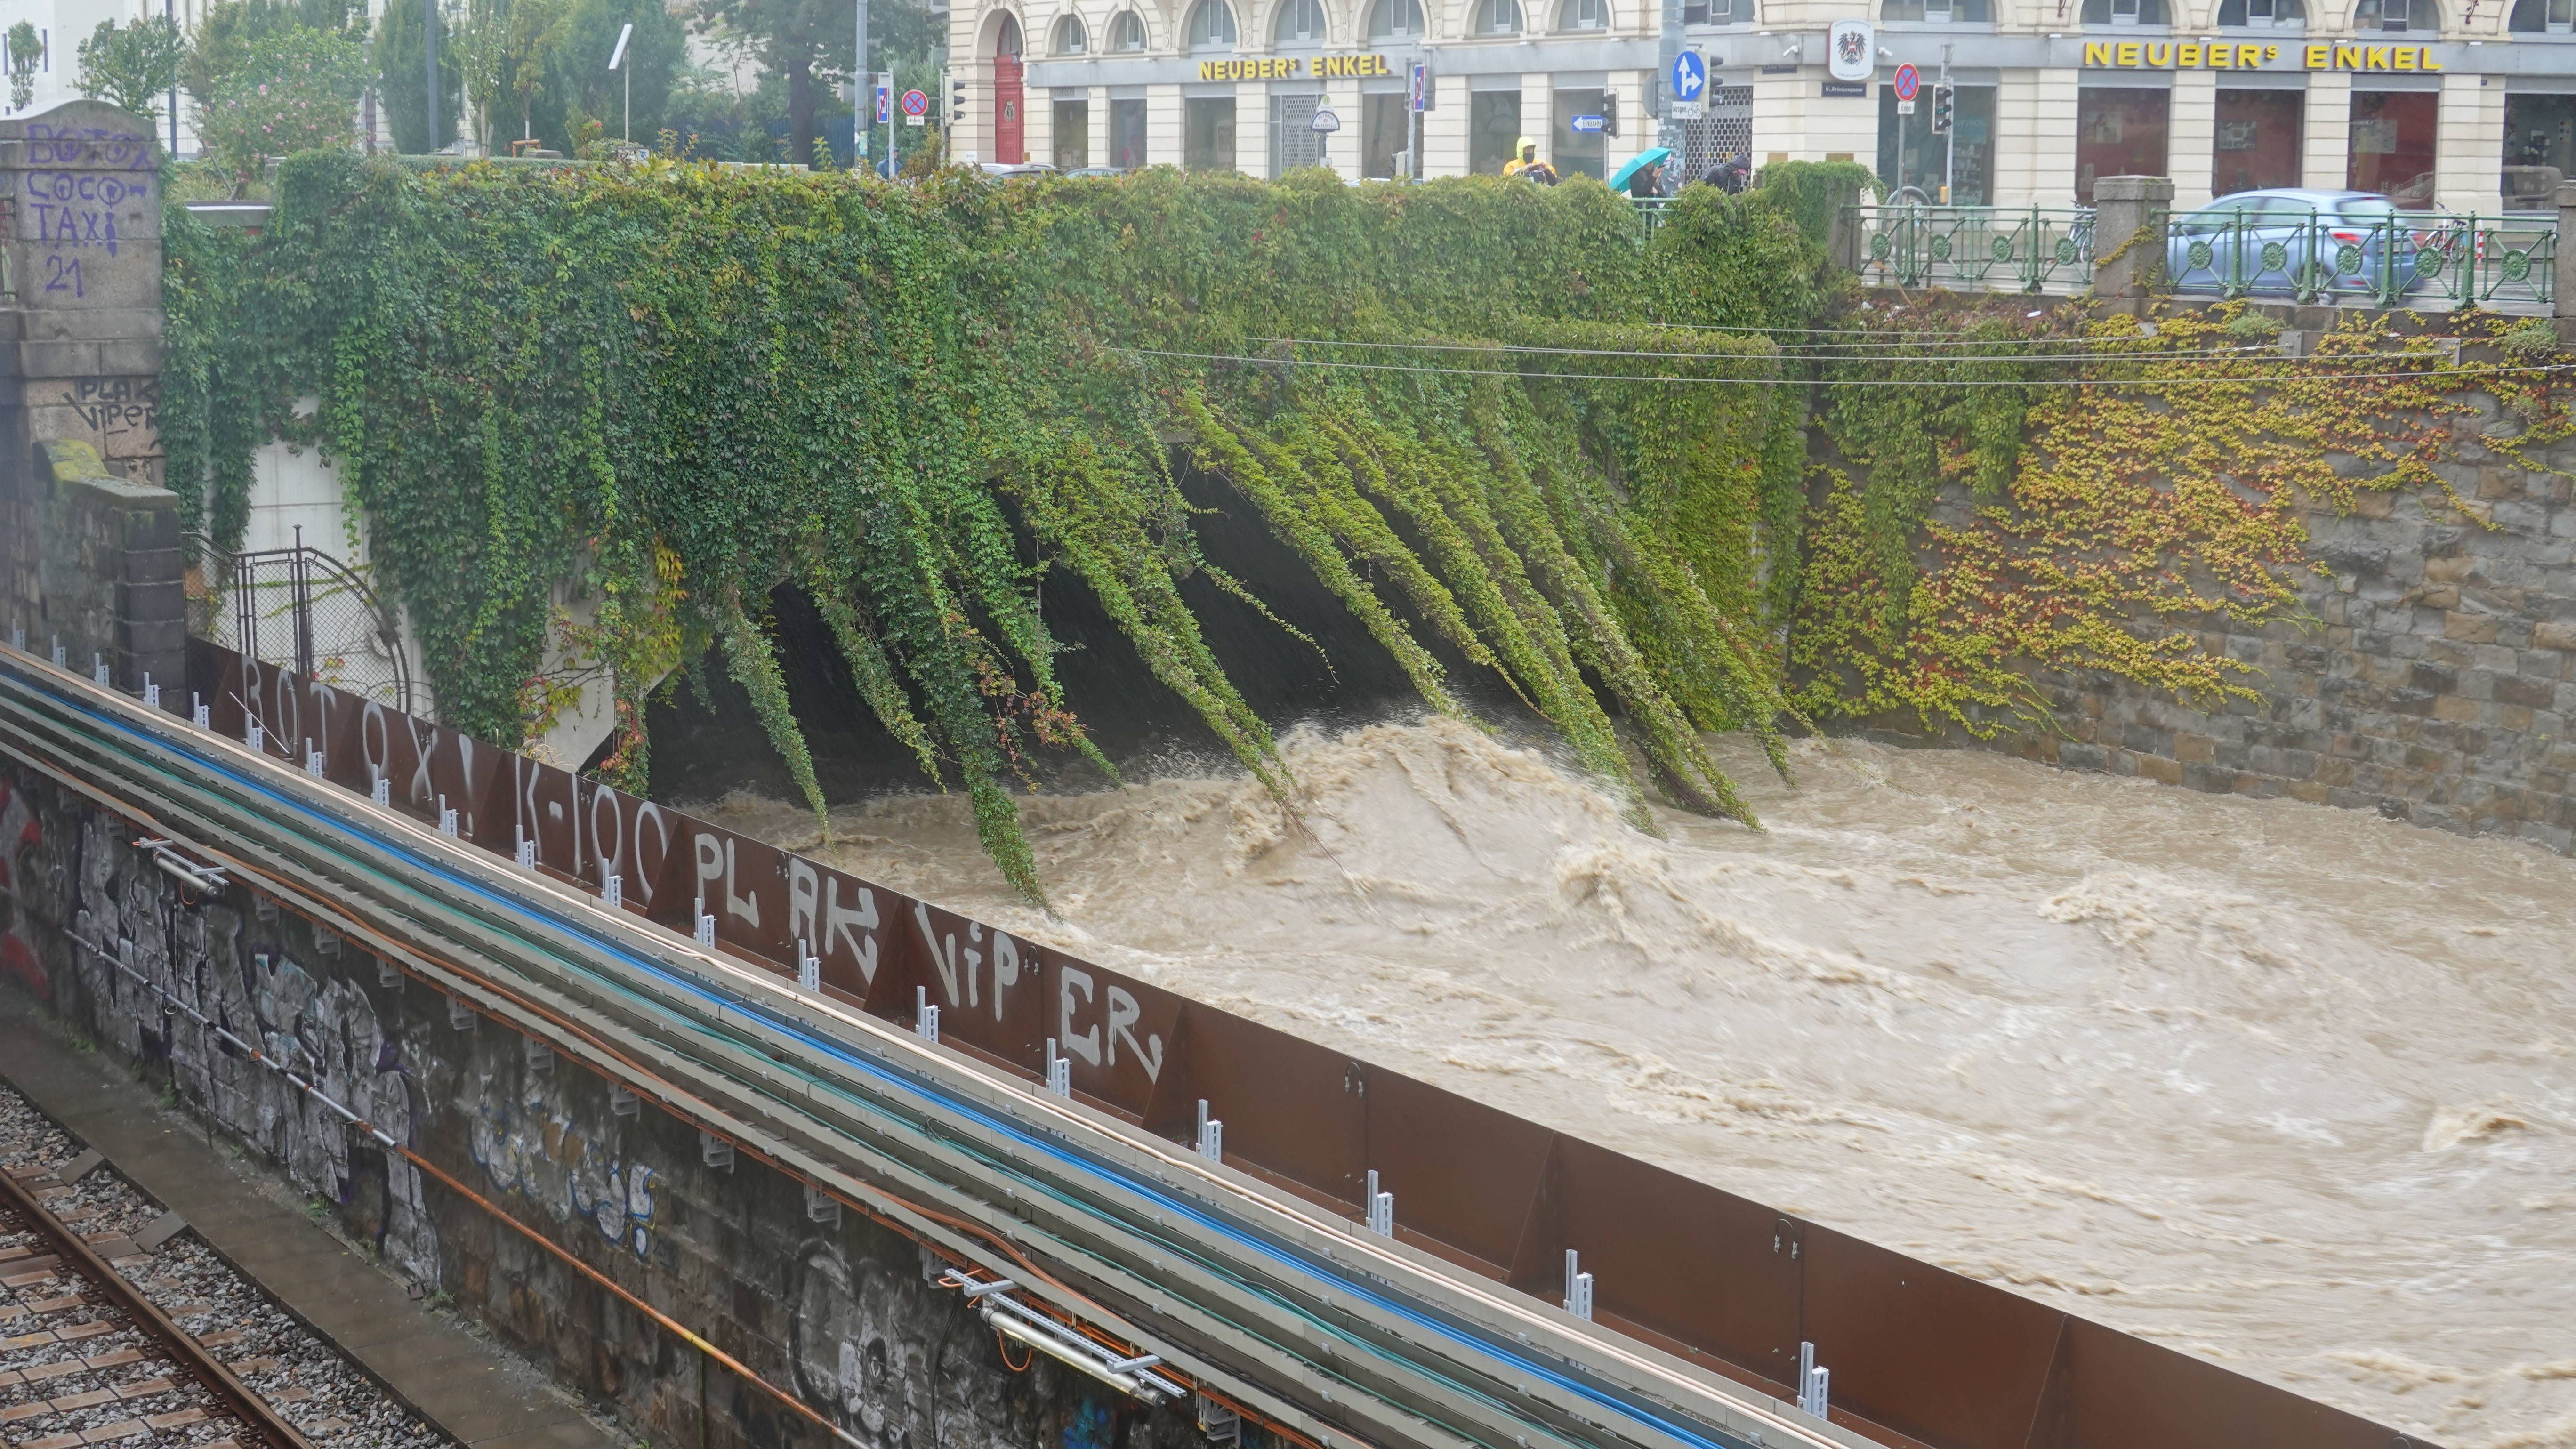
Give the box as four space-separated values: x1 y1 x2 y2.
133 837 228 896
939 1270 1187 1404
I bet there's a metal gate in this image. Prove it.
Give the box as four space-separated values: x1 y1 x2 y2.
1672 85 1753 186
1272 92 1324 176
185 529 414 715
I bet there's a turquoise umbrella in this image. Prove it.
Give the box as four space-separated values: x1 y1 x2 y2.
1610 146 1674 192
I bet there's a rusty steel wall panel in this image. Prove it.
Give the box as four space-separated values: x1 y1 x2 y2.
1799 1224 2067 1449
174 638 2423 1449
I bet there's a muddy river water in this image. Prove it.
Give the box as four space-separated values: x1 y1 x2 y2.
700 720 2576 1447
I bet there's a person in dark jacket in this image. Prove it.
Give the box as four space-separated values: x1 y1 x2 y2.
1626 160 1662 198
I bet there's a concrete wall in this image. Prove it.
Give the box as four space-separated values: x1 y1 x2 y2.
0 760 1214 1449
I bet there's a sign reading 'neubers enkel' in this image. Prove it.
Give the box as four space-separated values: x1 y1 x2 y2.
1198 53 1396 80
2082 39 2444 70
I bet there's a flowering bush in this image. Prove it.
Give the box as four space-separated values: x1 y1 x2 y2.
198 26 369 189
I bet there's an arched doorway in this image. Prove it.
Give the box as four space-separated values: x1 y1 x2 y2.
992 13 1025 164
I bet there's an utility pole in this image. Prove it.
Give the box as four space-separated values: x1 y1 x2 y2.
1656 0 1681 154
853 0 868 169
1938 41 1954 205
424 0 440 152
164 0 176 157
608 22 632 142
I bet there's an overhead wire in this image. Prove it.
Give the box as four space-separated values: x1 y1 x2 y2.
1114 346 2571 389
1240 335 2299 364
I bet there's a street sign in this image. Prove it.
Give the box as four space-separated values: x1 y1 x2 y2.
902 88 929 126
1310 108 1341 133
1891 62 1919 103
1670 51 1707 120
875 84 891 125
1897 100 1915 114
1409 60 1433 112
1570 114 1606 134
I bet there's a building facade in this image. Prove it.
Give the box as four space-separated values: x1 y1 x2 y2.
947 0 2576 213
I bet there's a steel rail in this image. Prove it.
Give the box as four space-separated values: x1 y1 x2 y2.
0 650 1846 1449
0 1155 315 1449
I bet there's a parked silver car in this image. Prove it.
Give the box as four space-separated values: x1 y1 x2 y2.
2165 188 2430 298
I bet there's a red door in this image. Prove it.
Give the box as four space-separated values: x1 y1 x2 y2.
994 51 1025 164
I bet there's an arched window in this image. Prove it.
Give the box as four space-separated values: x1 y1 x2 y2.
2216 0 2302 20
1880 0 1989 18
996 11 1025 52
1557 0 1608 28
1274 0 1328 40
2353 0 2433 24
1109 10 1149 47
1367 0 1425 36
1472 0 1521 33
2511 0 2575 27
1185 0 1239 45
1053 14 1089 50
2078 0 2167 21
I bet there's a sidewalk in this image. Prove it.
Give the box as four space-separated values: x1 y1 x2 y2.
0 1007 627 1449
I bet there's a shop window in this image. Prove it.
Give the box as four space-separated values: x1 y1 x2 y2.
1550 88 1610 176
1469 90 1521 171
1368 0 1425 37
1053 15 1088 51
1877 82 1994 203
2074 87 2168 201
1186 96 1237 167
1473 0 1523 34
2216 0 2303 21
2350 89 2436 203
2352 0 2435 27
2509 0 2576 30
1108 10 1150 48
1111 96 1148 166
1683 0 1754 19
2212 89 2301 195
1054 100 1090 168
1185 0 1239 47
1362 92 1409 176
2080 0 2169 22
1557 0 1610 28
1274 0 1328 41
1881 0 1990 19
2505 93 2576 206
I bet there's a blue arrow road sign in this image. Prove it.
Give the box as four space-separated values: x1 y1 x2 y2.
1570 114 1606 134
1670 51 1707 104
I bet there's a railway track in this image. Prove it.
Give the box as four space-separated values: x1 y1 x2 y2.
0 1082 452 1449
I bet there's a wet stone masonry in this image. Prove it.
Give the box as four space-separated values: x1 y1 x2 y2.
0 766 1212 1449
1919 387 2576 853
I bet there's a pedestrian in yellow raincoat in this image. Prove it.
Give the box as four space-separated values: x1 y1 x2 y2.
1502 137 1559 185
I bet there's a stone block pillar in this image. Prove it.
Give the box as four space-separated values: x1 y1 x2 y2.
2089 174 2174 314
2557 181 2576 321
0 100 174 702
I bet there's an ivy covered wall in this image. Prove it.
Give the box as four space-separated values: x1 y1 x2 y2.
161 157 1844 902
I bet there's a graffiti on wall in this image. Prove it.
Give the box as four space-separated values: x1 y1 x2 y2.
467 1075 665 1264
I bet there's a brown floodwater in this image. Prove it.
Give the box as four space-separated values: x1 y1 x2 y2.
695 719 2576 1448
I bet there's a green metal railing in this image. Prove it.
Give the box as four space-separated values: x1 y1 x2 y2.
1833 198 2556 310
1850 205 2100 294
2168 207 2554 309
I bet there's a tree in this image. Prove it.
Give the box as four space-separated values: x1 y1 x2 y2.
688 0 846 170
373 0 461 152
6 22 41 114
198 24 369 187
76 15 188 121
454 0 564 150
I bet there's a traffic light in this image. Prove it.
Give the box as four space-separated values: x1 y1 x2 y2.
1600 91 1618 137
950 72 969 125
1931 84 1954 136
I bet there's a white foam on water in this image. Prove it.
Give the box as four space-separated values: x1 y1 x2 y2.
695 717 2576 1445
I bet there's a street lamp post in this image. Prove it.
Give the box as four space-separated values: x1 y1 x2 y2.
607 21 632 142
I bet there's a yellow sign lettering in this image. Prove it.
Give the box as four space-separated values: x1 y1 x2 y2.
2423 45 2442 68
2366 45 2391 67
2334 43 2363 67
2084 40 2112 64
2303 42 2327 66
2394 44 2416 67
2117 40 2141 64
